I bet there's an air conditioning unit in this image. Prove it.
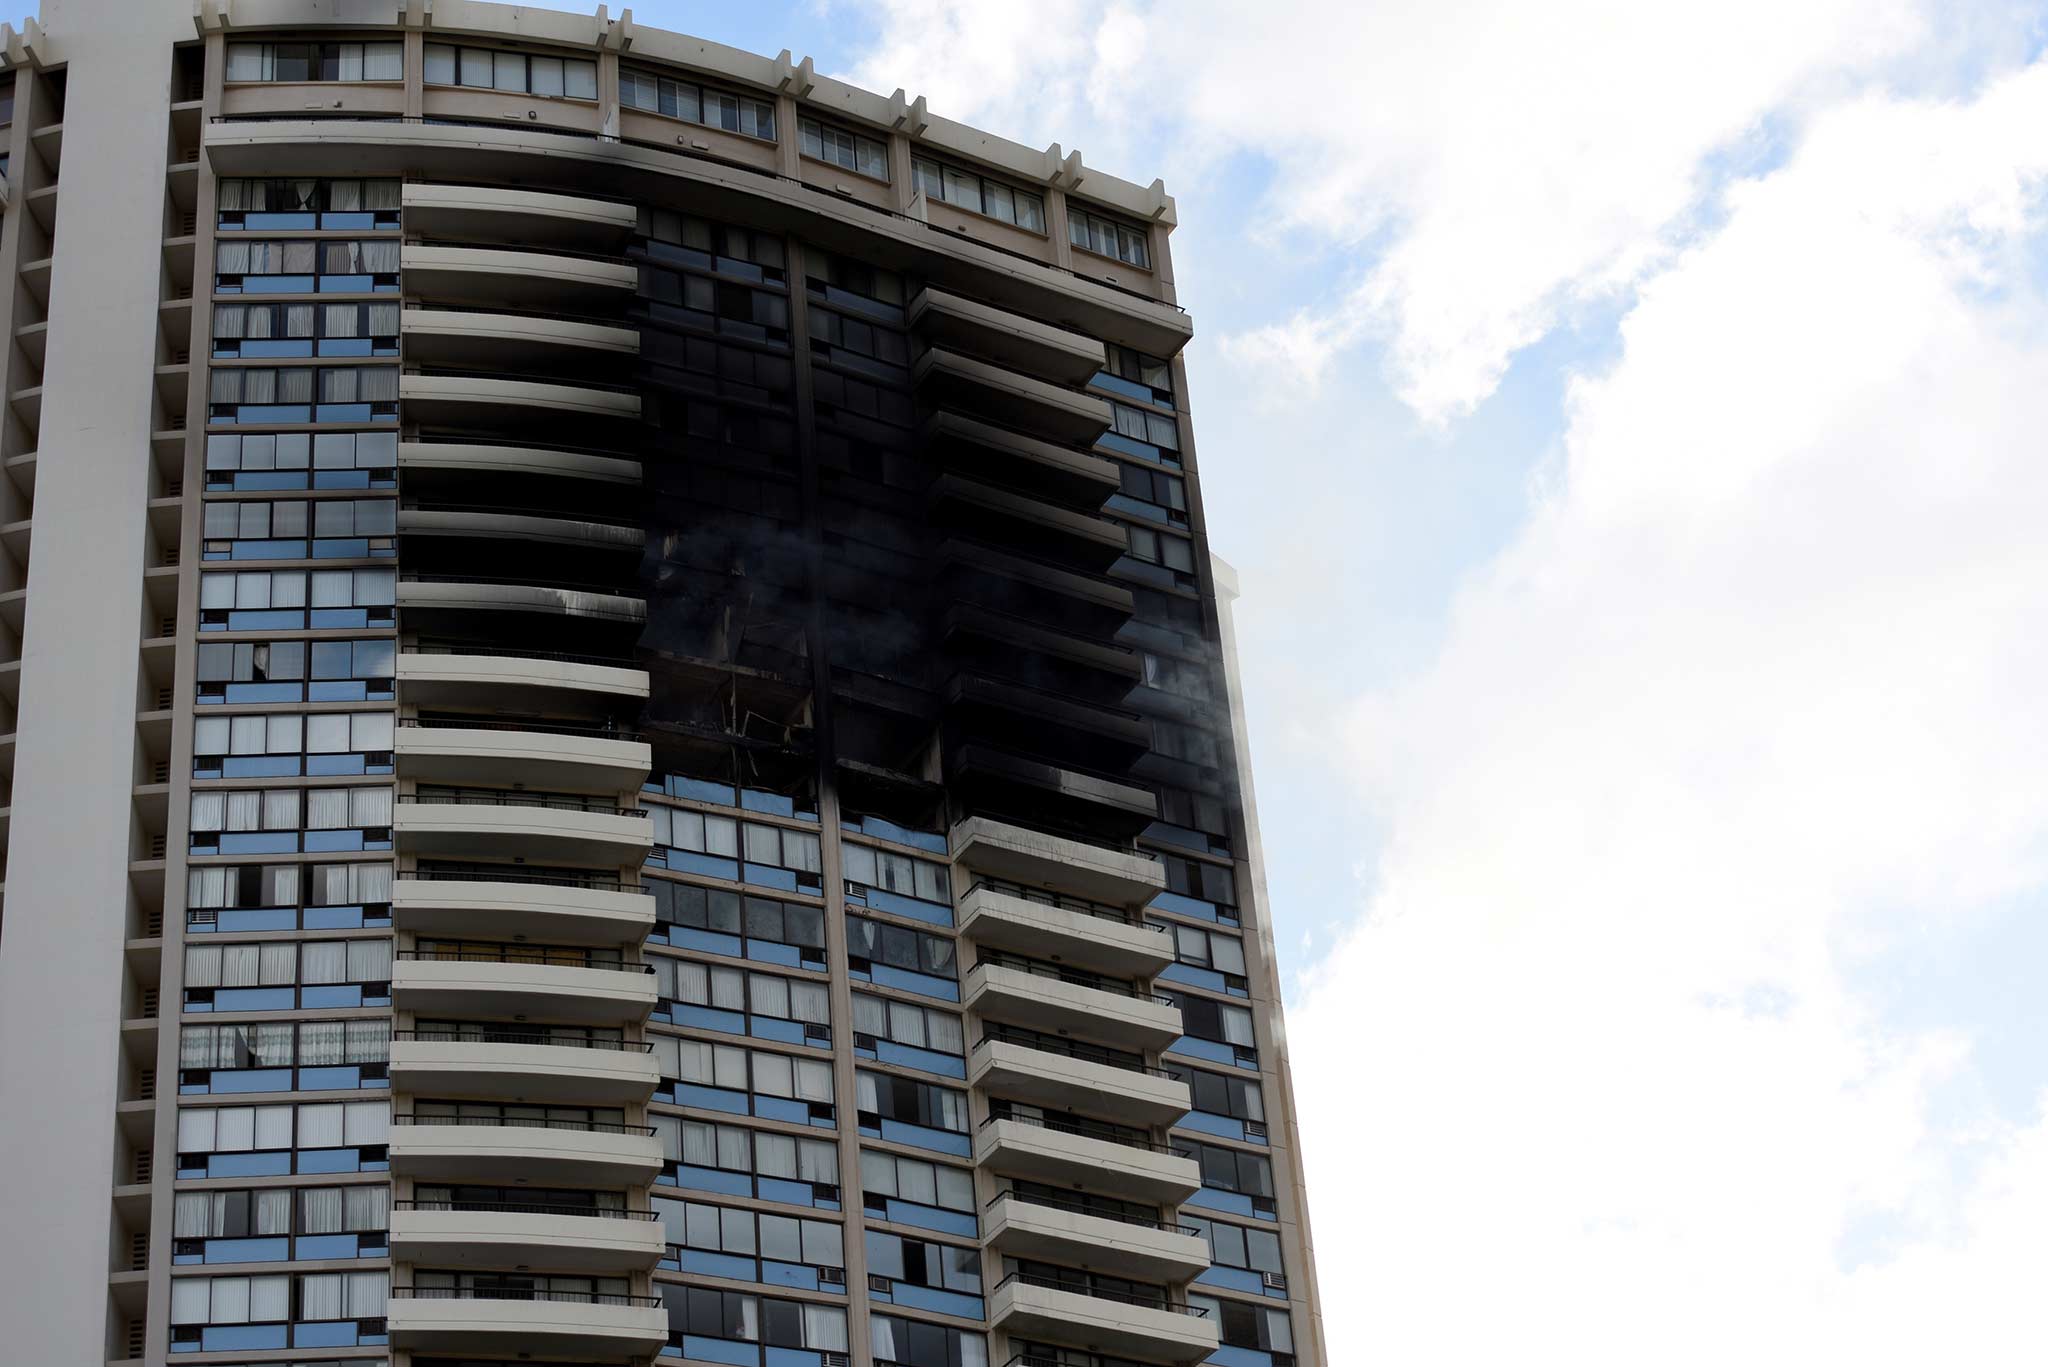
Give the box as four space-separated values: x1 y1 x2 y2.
818 1267 846 1286
1262 1271 1288 1291
867 1274 894 1293
1244 1120 1269 1140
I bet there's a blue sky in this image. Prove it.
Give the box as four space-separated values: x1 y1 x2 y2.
111 0 2048 1356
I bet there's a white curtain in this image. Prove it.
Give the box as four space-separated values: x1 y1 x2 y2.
296 1104 343 1148
299 1187 342 1234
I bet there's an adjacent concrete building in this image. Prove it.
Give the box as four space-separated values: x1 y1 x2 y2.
0 4 1326 1366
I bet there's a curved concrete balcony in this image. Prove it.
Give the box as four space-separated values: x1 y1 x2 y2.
402 182 639 249
957 881 1174 978
399 439 643 487
393 953 658 1027
990 1274 1219 1365
983 1191 1210 1283
393 874 655 946
396 720 651 791
976 1115 1201 1204
399 372 641 432
965 957 1182 1051
929 473 1128 570
402 307 641 372
387 1289 667 1360
926 410 1121 506
391 1201 664 1273
950 815 1165 905
909 287 1106 384
396 575 648 627
399 504 643 553
389 1031 659 1105
398 651 650 712
401 243 637 311
914 346 1112 445
391 1114 664 1187
970 1032 1190 1127
396 799 653 866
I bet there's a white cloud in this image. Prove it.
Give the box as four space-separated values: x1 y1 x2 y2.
837 0 1942 421
1285 58 2048 1364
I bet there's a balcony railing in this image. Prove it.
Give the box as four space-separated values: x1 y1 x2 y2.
400 570 644 599
986 1187 1196 1236
980 1109 1170 1155
400 715 647 743
993 1270 1206 1315
408 865 631 892
398 943 653 973
396 1110 654 1136
390 1285 662 1307
411 641 641 670
409 786 642 816
394 1029 652 1052
395 1198 657 1221
974 950 1166 1002
964 878 1143 927
978 1023 1174 1078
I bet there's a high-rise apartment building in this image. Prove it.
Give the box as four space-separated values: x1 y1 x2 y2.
0 4 1325 1366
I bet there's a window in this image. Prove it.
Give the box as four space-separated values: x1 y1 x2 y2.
1068 203 1152 267
646 210 787 280
185 863 393 931
1125 522 1196 574
1170 1138 1275 1200
1188 1293 1294 1355
845 916 957 986
621 66 775 138
741 821 823 880
216 177 401 230
183 939 391 1008
200 497 396 560
205 431 399 491
860 1149 976 1215
808 251 906 313
658 1039 835 1112
851 992 965 1057
214 238 400 291
179 1018 390 1071
208 366 399 423
1104 341 1174 397
197 638 395 705
910 155 1045 231
657 960 831 1032
799 116 888 179
173 1185 387 1240
651 805 738 857
1161 921 1247 979
841 844 949 903
1165 1061 1265 1126
1162 852 1238 907
189 786 394 849
1118 462 1188 518
198 567 396 631
656 1197 844 1272
1159 987 1256 1056
870 1313 989 1367
175 1100 389 1162
808 306 911 374
650 882 827 962
423 41 596 97
224 41 402 82
1110 398 1183 451
213 302 401 358
652 1114 839 1192
1185 1213 1285 1279
660 1285 848 1354
866 1229 982 1296
856 1070 968 1134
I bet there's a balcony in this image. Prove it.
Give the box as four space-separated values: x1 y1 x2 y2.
392 948 658 1026
390 1112 663 1187
983 1114 1198 1203
914 346 1113 445
396 791 654 865
957 880 1174 978
970 1028 1190 1127
399 502 643 553
390 1198 663 1273
401 243 637 311
983 1190 1209 1283
399 439 643 487
399 372 642 432
925 410 1121 506
393 872 655 945
928 474 1128 569
965 953 1181 1051
395 717 652 790
387 1286 666 1359
990 1273 1218 1365
396 574 648 627
908 287 1106 384
398 648 650 712
402 307 641 372
403 181 639 248
950 815 1165 905
388 1030 659 1104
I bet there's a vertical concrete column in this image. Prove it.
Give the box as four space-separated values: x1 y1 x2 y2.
0 2 191 1362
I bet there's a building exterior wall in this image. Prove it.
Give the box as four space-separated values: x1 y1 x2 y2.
0 6 1327 1367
